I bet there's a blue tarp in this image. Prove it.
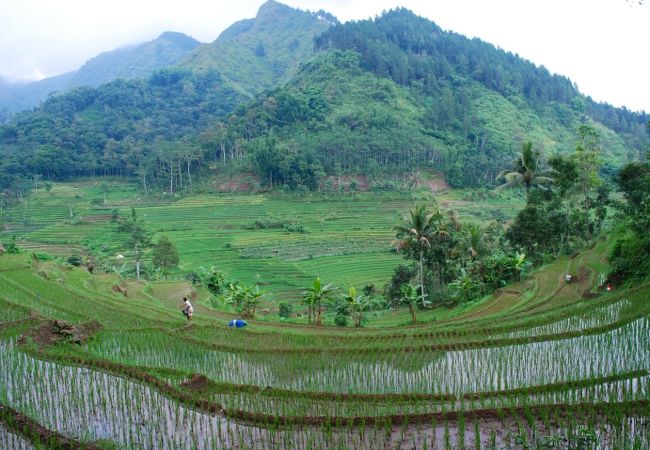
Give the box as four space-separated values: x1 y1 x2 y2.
229 319 248 328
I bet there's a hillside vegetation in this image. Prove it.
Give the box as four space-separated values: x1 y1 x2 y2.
0 4 647 196
180 0 334 96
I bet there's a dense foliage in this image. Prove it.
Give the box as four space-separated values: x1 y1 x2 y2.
0 6 646 197
0 69 242 191
608 159 650 283
315 8 648 150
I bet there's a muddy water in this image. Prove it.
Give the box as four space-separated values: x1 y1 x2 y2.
0 340 485 449
500 299 633 339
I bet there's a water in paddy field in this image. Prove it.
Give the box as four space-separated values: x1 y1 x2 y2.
0 423 35 450
1 324 649 449
89 317 650 395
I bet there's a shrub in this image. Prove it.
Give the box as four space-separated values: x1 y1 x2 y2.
2 237 20 254
278 302 293 319
66 254 83 266
152 236 179 269
334 314 348 327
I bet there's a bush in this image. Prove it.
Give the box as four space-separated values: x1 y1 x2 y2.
278 302 293 319
334 314 348 327
66 254 83 266
31 251 54 261
1 237 20 254
152 236 179 269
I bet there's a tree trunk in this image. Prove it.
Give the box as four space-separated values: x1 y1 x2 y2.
169 158 174 194
408 303 417 323
419 250 426 305
186 158 192 190
135 243 141 280
316 299 324 326
584 188 591 240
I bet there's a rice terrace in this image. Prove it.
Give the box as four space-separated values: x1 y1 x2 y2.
1 1 649 449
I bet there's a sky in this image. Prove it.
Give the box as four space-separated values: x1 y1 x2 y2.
1 0 648 112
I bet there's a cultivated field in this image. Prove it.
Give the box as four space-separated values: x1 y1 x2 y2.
0 232 648 448
2 181 521 323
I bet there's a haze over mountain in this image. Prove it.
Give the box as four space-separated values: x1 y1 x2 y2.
0 1 647 193
0 31 200 115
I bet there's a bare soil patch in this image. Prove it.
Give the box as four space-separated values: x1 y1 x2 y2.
181 374 212 394
20 319 102 347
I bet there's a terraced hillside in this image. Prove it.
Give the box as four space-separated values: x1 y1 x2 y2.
0 235 648 448
2 180 522 322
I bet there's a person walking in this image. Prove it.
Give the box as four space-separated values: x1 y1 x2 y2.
180 297 194 322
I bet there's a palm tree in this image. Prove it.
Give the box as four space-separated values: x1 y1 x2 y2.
496 141 553 202
458 223 485 266
302 277 334 326
395 204 445 306
407 169 422 191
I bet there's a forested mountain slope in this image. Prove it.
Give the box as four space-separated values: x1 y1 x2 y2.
0 5 647 193
0 31 200 115
179 0 334 96
0 70 243 184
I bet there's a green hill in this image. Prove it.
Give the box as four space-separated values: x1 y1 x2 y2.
69 31 200 87
180 0 334 97
0 4 647 193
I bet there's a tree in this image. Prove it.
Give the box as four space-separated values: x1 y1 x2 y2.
496 141 553 202
399 283 420 323
152 236 179 269
395 204 440 306
340 286 375 327
302 277 334 326
224 282 265 319
458 223 485 266
195 266 226 296
100 183 109 205
117 207 151 279
573 125 602 239
384 264 417 307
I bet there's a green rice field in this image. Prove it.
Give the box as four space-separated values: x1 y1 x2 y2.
0 202 648 448
1 181 523 322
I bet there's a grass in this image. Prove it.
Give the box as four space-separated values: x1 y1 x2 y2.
0 244 648 448
1 181 525 324
0 181 648 449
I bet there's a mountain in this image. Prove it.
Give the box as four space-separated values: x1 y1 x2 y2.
180 0 335 96
0 5 647 193
0 31 200 116
215 8 648 188
69 31 200 87
0 72 75 117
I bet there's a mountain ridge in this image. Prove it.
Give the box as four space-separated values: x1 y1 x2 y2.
179 0 334 96
0 2 646 194
0 31 201 116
